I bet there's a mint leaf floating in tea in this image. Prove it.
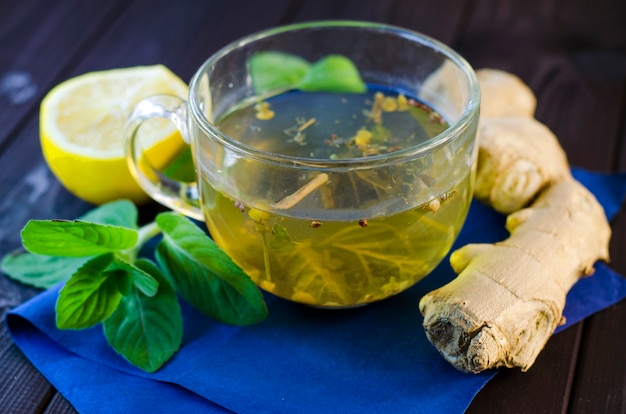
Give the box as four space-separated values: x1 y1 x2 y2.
155 212 268 326
250 51 311 94
104 259 182 373
2 199 267 372
297 55 366 93
249 52 366 94
268 224 297 252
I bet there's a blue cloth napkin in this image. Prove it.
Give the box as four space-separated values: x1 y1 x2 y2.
6 169 626 414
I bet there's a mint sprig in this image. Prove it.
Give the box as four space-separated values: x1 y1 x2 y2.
249 51 366 94
0 199 268 373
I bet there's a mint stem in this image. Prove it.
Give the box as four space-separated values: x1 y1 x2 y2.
137 221 161 245
123 221 161 261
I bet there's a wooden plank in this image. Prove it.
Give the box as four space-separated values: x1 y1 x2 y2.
533 1 626 411
535 77 623 171
453 0 626 171
0 120 81 414
0 0 129 148
568 86 626 414
456 0 580 409
0 119 88 414
43 393 77 414
0 119 91 255
610 80 626 280
0 324 55 413
285 0 402 23
67 0 296 82
569 301 626 414
285 0 469 45
620 107 626 171
0 1 295 413
608 211 626 276
383 0 472 45
453 0 626 412
467 325 583 414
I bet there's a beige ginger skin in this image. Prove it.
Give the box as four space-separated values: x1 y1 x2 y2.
473 117 571 214
419 69 612 373
473 68 568 214
475 68 536 118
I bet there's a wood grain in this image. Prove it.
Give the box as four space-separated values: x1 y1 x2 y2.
0 325 56 413
0 0 625 412
0 0 130 148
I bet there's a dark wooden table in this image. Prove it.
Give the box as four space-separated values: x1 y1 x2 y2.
2 0 625 412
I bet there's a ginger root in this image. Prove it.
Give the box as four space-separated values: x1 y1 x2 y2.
476 69 536 118
418 68 612 373
473 69 570 214
473 117 571 214
419 180 611 372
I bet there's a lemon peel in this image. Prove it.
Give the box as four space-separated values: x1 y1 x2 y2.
40 65 188 204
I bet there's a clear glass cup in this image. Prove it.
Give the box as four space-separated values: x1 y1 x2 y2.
124 21 480 308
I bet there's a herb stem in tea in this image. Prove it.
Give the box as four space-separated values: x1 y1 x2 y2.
272 173 330 210
298 117 316 132
260 232 273 282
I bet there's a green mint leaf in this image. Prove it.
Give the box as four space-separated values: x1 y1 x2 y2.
103 259 182 373
0 250 89 289
22 220 138 257
269 224 297 251
155 212 268 326
1 201 139 289
298 55 366 93
108 255 159 297
250 51 311 94
249 52 366 94
78 199 138 229
162 146 196 182
56 253 124 329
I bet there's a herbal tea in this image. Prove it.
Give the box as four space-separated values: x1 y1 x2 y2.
199 88 474 307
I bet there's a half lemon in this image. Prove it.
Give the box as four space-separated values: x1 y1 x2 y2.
40 65 188 205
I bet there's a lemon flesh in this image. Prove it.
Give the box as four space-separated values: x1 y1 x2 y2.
40 65 189 205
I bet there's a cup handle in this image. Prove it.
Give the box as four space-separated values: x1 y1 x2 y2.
124 94 204 221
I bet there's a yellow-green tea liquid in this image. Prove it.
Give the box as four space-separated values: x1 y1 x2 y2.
201 177 471 307
199 88 473 307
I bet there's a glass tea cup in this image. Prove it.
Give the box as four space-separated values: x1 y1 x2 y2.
124 21 480 308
